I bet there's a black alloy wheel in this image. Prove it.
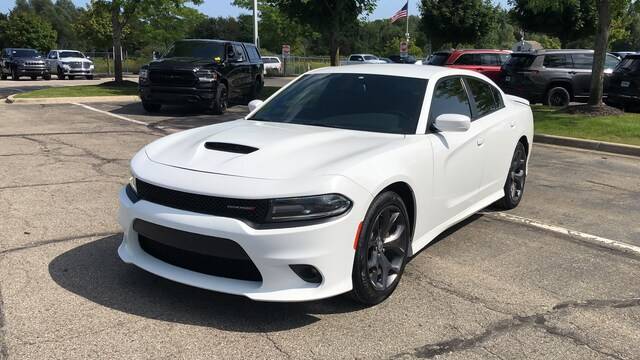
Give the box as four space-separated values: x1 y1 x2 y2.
211 83 228 114
351 191 410 305
12 68 19 80
546 87 570 107
495 142 527 210
57 67 65 80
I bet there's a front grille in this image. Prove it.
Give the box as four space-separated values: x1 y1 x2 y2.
149 70 196 86
136 179 269 223
134 219 262 282
68 61 83 69
23 62 45 67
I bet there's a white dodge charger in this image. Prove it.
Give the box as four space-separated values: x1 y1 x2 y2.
118 65 533 305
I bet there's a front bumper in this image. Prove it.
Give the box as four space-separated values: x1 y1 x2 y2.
62 69 93 75
117 157 372 301
139 84 215 105
16 67 48 76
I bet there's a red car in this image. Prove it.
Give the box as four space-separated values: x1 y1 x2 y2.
426 49 512 82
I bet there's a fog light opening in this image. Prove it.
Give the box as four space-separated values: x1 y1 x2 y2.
289 265 323 284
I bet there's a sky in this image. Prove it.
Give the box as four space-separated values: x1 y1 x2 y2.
0 0 510 19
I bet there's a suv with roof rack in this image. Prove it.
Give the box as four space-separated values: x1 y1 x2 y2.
139 39 264 114
499 49 620 106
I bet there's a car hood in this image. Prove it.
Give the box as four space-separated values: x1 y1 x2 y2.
61 57 92 63
145 120 404 180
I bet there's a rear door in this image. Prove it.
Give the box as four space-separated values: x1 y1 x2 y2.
244 44 263 82
464 77 513 197
428 76 486 225
569 53 593 97
226 43 251 98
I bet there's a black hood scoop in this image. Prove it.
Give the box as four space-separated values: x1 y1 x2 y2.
204 142 258 154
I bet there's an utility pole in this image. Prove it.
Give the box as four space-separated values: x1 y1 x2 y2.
405 0 410 42
253 0 259 48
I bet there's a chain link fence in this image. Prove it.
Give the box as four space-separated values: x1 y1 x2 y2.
267 55 349 77
83 51 150 76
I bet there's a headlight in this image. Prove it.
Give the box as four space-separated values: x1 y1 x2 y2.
266 194 352 222
89 64 94 70
139 68 148 79
62 64 71 70
196 70 217 82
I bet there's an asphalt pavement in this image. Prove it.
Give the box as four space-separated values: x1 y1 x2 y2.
0 100 639 359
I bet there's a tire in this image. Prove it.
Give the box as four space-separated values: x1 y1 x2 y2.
31 76 37 80
495 142 528 210
68 75 75 80
57 68 65 80
545 86 570 107
43 73 51 81
12 68 19 80
86 75 94 80
249 78 263 101
1 73 7 80
351 191 411 305
210 83 228 115
142 102 162 112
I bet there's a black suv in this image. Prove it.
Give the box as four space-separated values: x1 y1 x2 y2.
606 54 640 110
500 50 620 106
139 39 264 114
1 48 50 80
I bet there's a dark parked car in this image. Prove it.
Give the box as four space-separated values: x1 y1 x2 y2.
0 48 50 80
606 54 640 110
387 55 417 64
499 49 620 106
139 39 264 114
610 51 637 60
425 49 511 82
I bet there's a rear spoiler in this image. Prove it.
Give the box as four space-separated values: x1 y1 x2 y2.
505 94 530 106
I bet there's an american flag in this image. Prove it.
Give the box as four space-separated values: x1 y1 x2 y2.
390 2 408 23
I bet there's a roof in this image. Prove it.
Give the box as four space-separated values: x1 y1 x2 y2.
51 50 85 52
626 54 640 59
310 64 471 80
450 49 511 54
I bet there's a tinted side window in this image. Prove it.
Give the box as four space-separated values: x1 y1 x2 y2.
543 54 570 68
571 53 593 69
605 54 620 69
429 77 472 122
233 44 246 61
480 54 499 65
466 78 500 118
455 54 477 65
245 45 261 62
498 54 510 65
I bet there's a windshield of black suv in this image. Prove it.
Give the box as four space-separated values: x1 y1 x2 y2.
505 54 536 68
59 51 85 58
617 57 640 73
427 53 449 65
12 49 39 58
249 73 428 134
164 41 226 60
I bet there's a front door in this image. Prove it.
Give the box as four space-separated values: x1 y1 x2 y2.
428 76 486 226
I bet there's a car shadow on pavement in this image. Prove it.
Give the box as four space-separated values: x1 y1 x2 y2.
110 102 249 130
48 234 365 332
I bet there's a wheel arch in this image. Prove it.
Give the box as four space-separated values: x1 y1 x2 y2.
377 181 416 240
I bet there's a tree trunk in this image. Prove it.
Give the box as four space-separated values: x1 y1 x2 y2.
588 0 611 106
329 31 339 66
111 7 123 83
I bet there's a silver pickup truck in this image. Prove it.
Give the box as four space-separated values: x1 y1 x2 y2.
46 50 95 80
342 54 388 65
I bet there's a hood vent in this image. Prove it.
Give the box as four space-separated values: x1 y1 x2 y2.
204 142 258 154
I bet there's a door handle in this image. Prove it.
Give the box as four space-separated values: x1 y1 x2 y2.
477 137 485 146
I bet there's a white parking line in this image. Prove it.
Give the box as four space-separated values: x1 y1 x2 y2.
484 211 640 256
72 102 149 126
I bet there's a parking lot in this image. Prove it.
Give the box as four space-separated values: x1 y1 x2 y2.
0 95 639 359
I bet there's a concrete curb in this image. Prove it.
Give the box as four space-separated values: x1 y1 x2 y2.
534 134 640 157
6 94 139 104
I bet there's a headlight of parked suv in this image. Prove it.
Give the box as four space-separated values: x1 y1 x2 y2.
266 194 352 222
196 70 217 82
139 69 148 80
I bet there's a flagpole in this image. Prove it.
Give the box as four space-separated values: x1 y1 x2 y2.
406 0 410 42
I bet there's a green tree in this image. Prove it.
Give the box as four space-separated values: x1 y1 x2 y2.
264 0 377 66
509 0 597 48
420 0 499 51
190 16 253 44
91 0 202 83
10 0 84 49
3 11 57 51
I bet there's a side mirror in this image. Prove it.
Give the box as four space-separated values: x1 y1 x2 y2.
86 56 91 60
248 99 264 112
434 114 471 132
152 51 159 60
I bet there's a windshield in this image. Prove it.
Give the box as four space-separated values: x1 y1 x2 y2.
164 41 225 60
505 54 536 68
617 57 640 73
59 51 85 58
249 73 427 134
12 49 39 58
427 53 449 66
364 55 378 60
